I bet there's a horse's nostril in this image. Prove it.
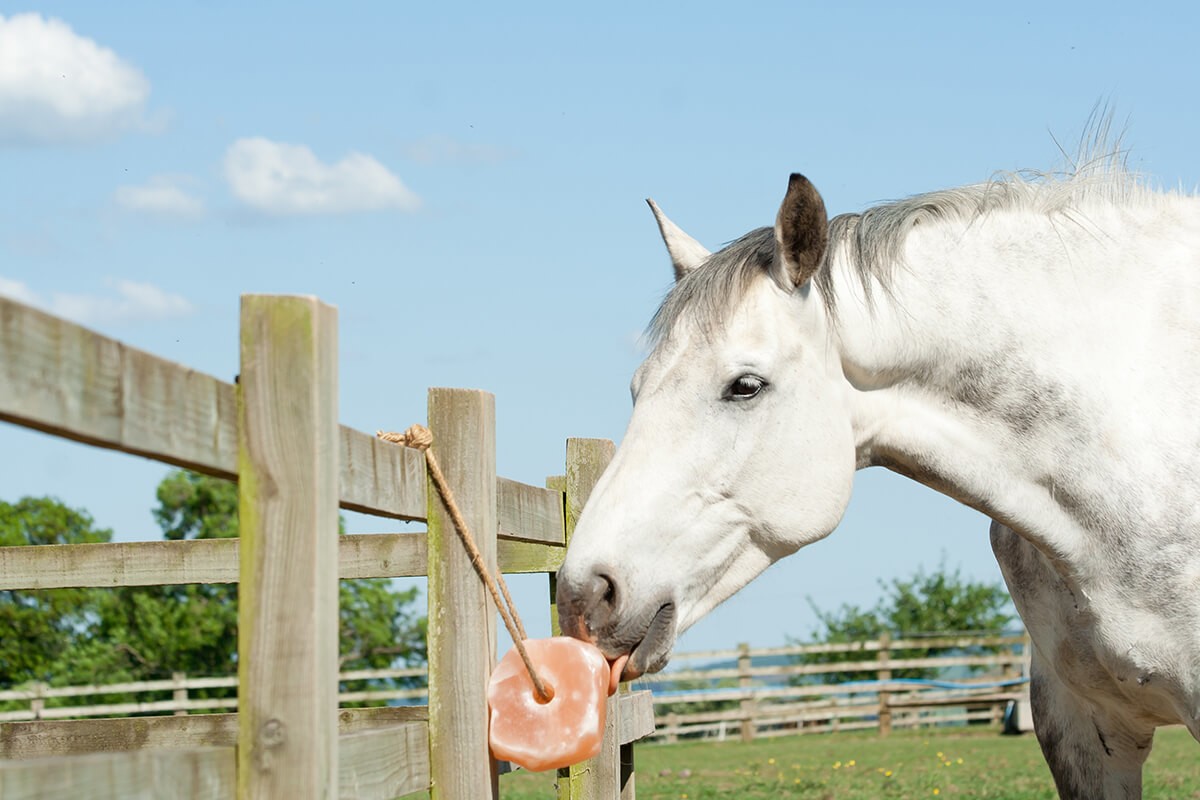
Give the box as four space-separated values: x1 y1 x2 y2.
597 573 616 607
556 567 621 641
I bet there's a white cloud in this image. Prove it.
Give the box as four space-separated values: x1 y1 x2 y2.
114 175 205 219
0 13 151 145
224 137 420 215
0 277 192 325
0 277 38 305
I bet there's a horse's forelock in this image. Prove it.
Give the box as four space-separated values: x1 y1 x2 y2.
645 227 777 348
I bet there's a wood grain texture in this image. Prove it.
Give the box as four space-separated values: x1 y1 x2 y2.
338 722 430 800
559 438 618 800
337 532 428 579
0 707 427 760
0 295 237 477
0 533 428 590
0 538 239 589
0 297 428 520
497 539 565 574
0 746 235 800
546 475 568 637
0 721 433 800
339 426 427 520
237 295 339 800
496 477 565 544
616 691 656 745
425 388 498 800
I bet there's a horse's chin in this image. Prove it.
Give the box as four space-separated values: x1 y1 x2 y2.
613 601 677 681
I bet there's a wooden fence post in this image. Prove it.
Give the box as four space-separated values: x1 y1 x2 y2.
172 672 187 716
546 474 567 642
426 388 498 800
30 682 45 720
556 438 617 800
738 643 755 742
237 295 340 800
877 632 892 737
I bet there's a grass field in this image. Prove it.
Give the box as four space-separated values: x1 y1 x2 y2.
494 725 1200 799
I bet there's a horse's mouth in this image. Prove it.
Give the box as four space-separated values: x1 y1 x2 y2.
612 601 677 681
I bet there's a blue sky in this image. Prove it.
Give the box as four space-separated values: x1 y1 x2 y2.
2 2 1198 655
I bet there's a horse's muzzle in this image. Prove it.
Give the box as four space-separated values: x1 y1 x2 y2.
556 566 677 680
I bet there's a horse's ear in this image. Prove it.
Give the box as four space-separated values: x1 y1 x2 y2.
647 198 711 281
774 173 829 288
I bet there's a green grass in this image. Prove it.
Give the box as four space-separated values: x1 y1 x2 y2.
496 725 1200 799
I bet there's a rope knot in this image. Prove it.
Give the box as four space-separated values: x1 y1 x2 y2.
377 424 433 452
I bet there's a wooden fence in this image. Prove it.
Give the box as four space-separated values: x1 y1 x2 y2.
0 668 429 722
637 633 1032 742
0 293 654 799
1 631 1034 746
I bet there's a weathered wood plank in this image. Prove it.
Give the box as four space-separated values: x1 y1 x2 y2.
0 295 238 477
337 532 428 579
497 539 565 574
0 506 564 590
617 691 656 745
0 707 427 760
0 745 235 800
0 539 239 589
340 426 427 520
0 297 427 520
338 721 430 800
558 438 617 800
497 477 565 545
426 388 498 800
0 533 429 590
237 295 340 800
0 721 434 800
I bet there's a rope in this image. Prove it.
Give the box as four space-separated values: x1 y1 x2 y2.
377 424 553 703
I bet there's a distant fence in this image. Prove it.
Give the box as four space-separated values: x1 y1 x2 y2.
0 667 428 722
636 632 1032 742
2 630 1032 746
0 294 654 800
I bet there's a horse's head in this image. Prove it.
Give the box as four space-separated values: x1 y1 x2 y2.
558 175 857 679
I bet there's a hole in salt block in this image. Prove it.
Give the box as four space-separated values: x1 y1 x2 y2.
531 678 556 704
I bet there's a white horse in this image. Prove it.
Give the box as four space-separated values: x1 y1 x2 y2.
556 159 1200 799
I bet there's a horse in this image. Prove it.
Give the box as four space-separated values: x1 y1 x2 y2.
555 158 1200 799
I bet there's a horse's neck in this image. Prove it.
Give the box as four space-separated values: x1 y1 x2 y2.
831 200 1200 561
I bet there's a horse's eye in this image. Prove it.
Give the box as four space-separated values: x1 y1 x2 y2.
725 375 767 401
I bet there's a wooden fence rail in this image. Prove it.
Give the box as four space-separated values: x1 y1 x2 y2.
637 633 1032 743
0 293 655 800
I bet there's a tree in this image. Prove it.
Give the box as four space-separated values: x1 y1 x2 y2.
792 561 1015 683
140 471 427 677
0 472 427 707
0 498 112 688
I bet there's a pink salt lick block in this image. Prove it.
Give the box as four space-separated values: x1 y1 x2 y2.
487 637 628 772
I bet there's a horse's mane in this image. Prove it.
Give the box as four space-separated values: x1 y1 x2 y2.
646 151 1165 346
